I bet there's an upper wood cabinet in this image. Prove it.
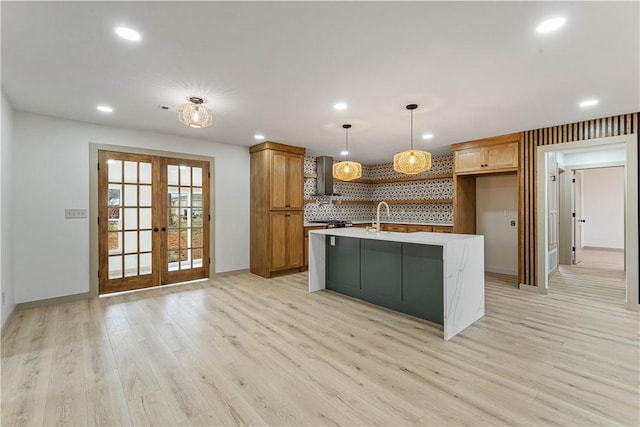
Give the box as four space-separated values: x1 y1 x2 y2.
270 151 303 210
452 138 519 175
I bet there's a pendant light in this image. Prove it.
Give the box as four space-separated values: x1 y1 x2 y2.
393 104 432 174
178 96 213 128
333 124 362 181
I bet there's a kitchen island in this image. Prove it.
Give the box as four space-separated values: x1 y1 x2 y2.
308 228 484 340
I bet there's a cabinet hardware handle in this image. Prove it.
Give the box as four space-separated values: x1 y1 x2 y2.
153 227 159 232
161 227 167 232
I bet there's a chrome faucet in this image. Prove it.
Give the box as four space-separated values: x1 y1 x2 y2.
374 201 390 232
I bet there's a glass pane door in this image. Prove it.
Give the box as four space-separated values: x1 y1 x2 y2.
99 151 156 293
163 158 210 284
98 151 210 294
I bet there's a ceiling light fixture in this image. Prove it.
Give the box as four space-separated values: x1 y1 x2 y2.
579 99 599 108
536 17 565 33
422 133 434 140
254 134 265 140
333 102 348 110
97 105 113 113
393 104 432 175
178 96 213 128
114 26 141 41
333 124 362 181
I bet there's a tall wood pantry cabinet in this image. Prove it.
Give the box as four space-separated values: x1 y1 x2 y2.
250 142 305 278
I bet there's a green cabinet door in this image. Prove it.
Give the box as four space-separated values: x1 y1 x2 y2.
402 243 443 324
326 236 361 299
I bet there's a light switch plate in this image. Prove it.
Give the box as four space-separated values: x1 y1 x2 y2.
65 208 87 219
330 236 336 246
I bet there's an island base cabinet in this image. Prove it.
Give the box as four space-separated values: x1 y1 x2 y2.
402 244 443 324
326 236 444 325
361 240 402 309
326 236 361 298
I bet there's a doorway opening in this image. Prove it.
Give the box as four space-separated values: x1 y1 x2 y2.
536 135 638 310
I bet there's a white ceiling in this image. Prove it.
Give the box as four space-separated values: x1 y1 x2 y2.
2 1 638 164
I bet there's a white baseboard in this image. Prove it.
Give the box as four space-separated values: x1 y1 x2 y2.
212 268 250 278
583 246 624 252
485 266 518 276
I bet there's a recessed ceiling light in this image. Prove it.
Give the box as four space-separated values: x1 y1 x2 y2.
97 105 113 113
254 134 265 140
422 133 434 140
579 99 599 108
114 26 141 41
340 150 349 156
333 103 348 110
536 17 566 33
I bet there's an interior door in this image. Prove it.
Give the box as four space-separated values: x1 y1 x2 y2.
573 170 584 264
98 150 210 294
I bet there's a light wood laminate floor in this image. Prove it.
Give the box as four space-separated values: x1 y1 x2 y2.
2 268 638 426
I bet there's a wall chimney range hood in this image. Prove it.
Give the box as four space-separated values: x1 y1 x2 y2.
314 156 341 196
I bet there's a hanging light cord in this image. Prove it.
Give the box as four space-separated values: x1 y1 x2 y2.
410 108 414 151
345 127 349 161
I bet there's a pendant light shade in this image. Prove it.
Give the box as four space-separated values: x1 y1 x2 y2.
178 96 213 128
333 124 362 181
393 104 432 175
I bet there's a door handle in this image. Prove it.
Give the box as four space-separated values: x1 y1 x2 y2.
153 227 159 232
161 227 167 231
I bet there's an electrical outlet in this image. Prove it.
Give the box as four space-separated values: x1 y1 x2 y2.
65 209 87 219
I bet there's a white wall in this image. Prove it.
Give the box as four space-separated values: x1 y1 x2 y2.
476 174 518 275
13 112 250 304
561 147 626 166
1 92 16 326
581 167 625 249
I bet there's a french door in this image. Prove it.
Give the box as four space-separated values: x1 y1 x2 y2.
98 150 210 294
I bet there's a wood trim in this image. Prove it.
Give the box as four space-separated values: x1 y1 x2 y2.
451 132 522 151
249 141 306 155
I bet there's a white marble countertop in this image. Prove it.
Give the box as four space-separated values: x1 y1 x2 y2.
308 228 472 245
304 221 453 227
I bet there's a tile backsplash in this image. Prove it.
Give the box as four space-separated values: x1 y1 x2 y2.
304 155 453 224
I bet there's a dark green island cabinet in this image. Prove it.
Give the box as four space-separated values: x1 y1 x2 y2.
327 236 443 325
308 228 484 340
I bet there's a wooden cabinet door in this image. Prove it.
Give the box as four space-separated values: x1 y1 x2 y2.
382 223 408 232
454 148 485 173
432 225 453 233
270 212 287 270
407 225 433 232
485 142 518 171
270 152 288 209
287 154 304 209
287 211 304 268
